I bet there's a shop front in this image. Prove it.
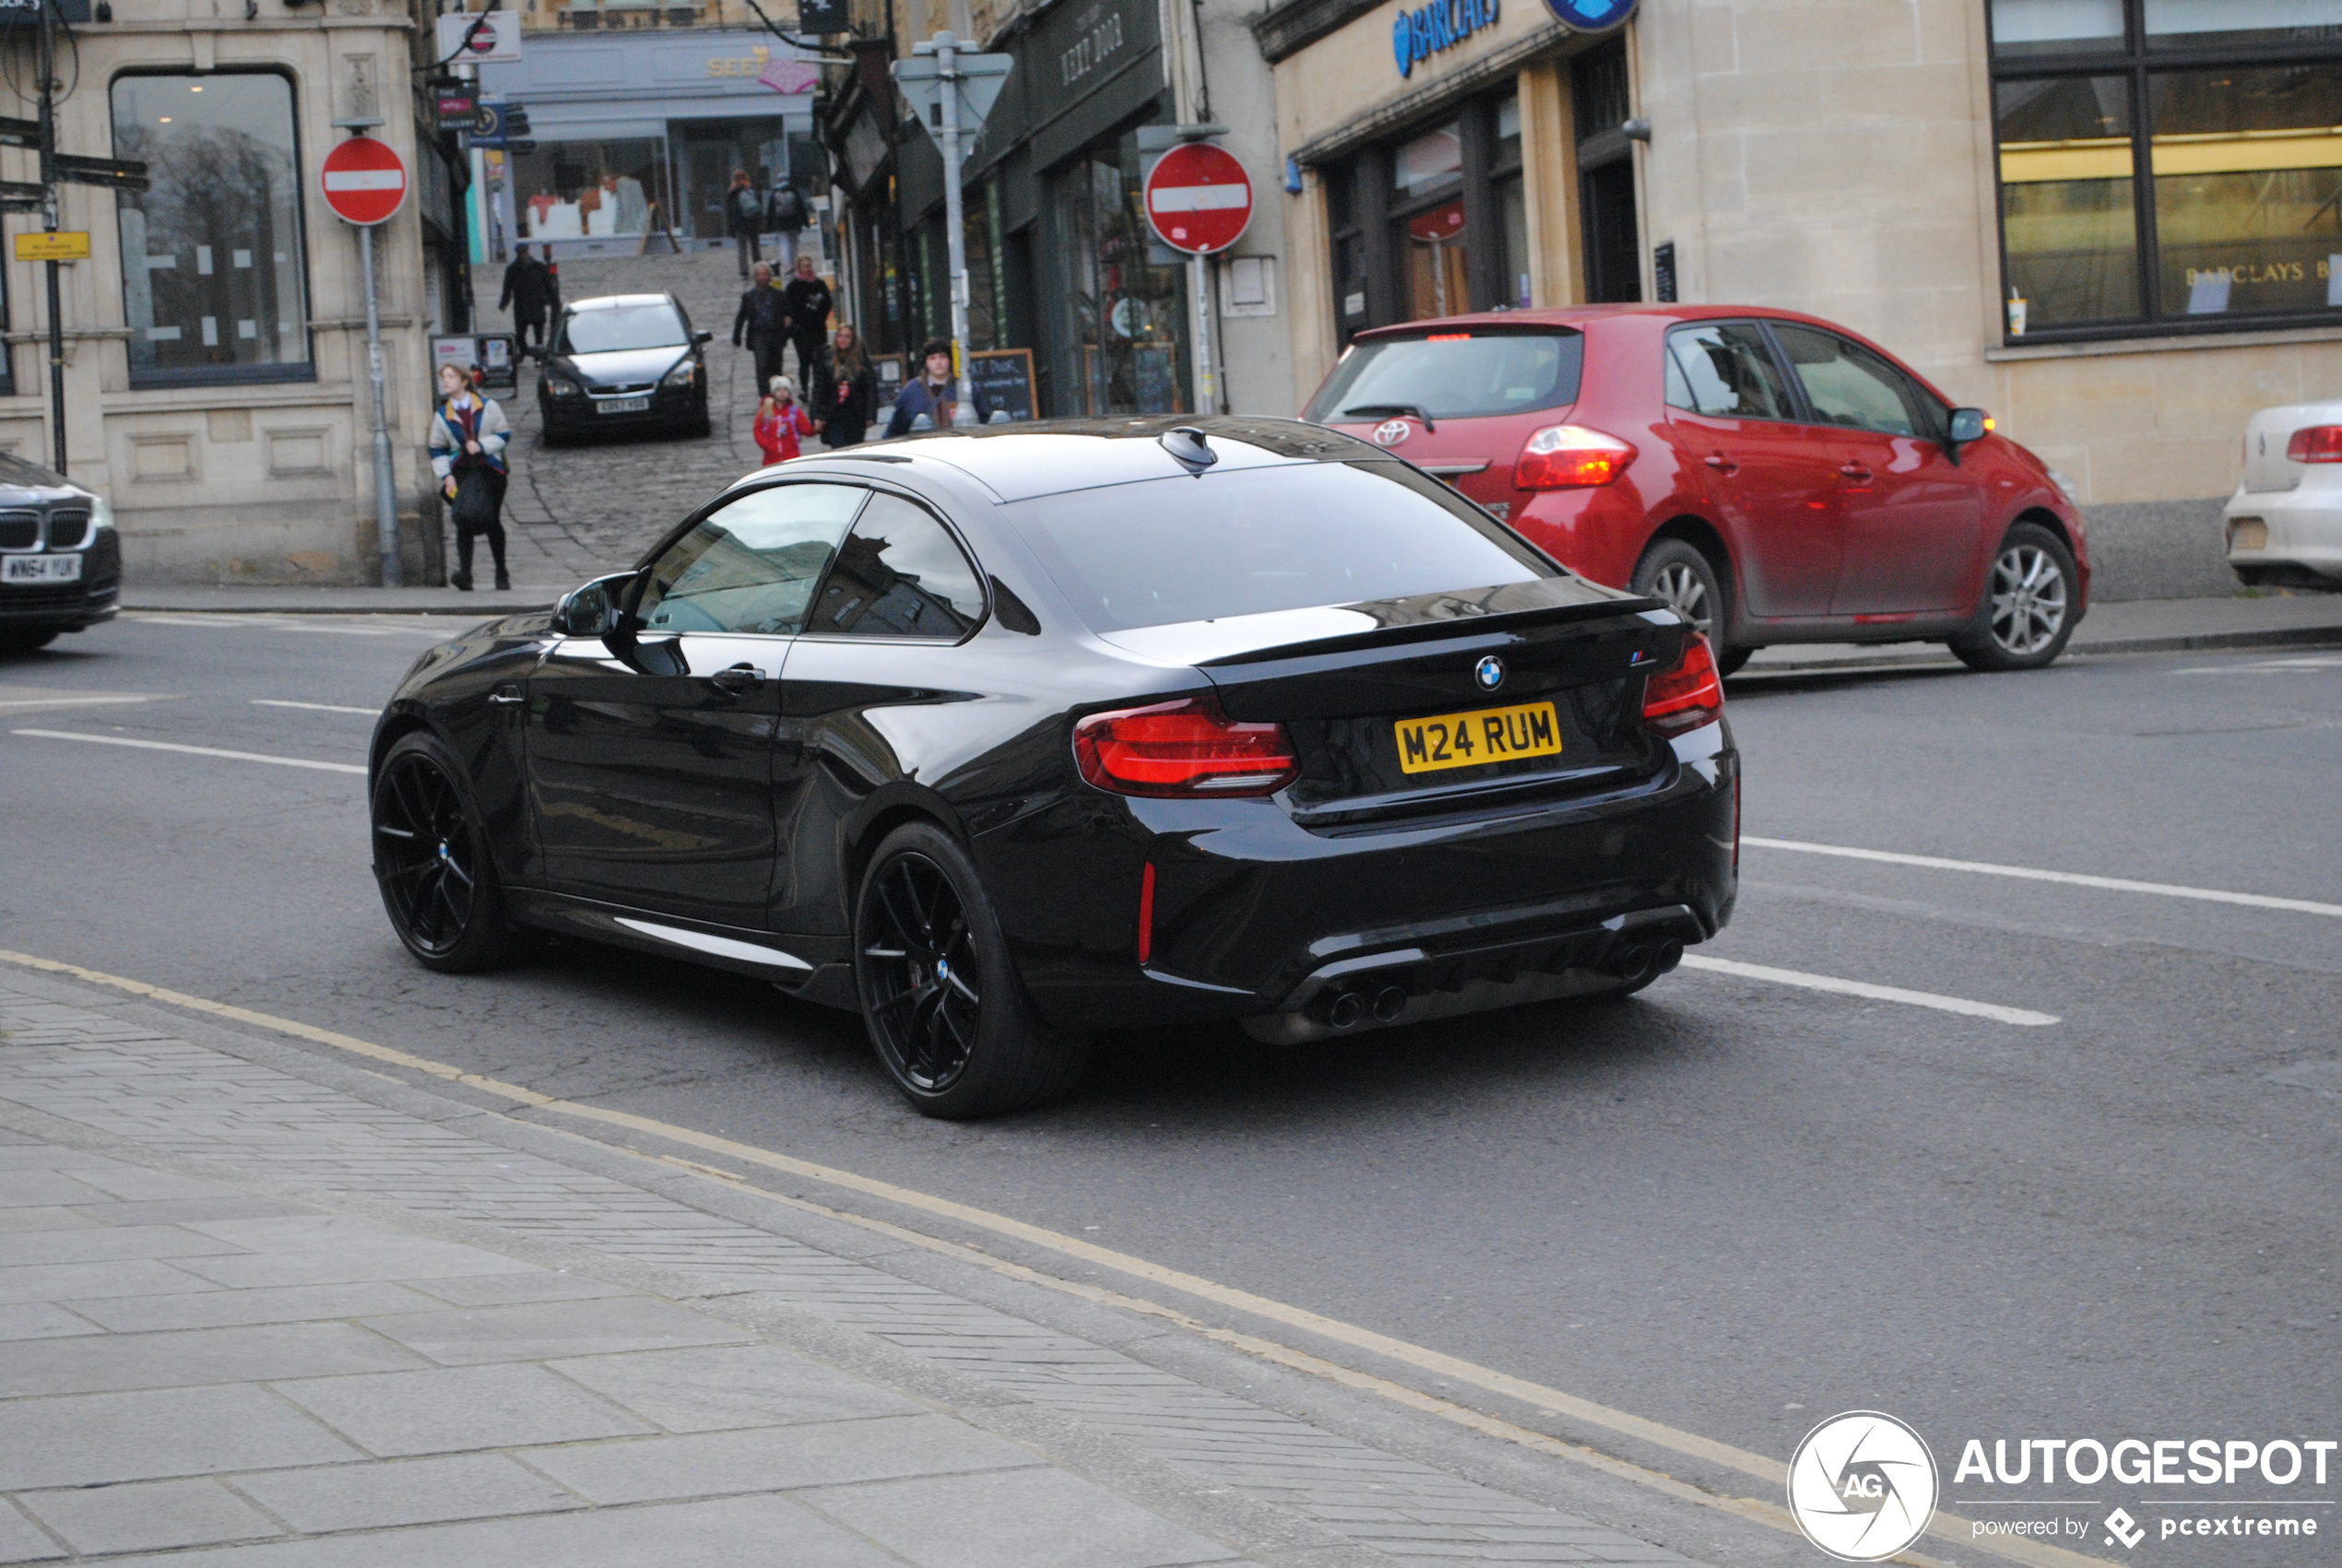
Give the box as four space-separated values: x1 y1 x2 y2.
476 31 822 259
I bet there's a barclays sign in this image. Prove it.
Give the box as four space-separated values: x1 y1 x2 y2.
1392 0 1635 77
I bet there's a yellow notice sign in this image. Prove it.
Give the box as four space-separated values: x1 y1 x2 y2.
14 232 90 262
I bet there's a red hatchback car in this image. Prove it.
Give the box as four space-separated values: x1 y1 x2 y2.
1305 306 2088 673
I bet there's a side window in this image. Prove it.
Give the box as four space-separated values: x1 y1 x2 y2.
805 493 985 640
1663 324 1795 420
634 483 868 636
1769 324 1927 438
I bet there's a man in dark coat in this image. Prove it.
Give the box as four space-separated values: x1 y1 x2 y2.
498 244 553 357
778 255 833 387
886 338 990 436
731 263 787 403
726 171 764 278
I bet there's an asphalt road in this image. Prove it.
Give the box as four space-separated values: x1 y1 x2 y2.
4 612 2338 1563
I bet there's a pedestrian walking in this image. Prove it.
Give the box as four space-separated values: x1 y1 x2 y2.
754 375 816 466
765 177 808 276
780 254 833 387
430 363 511 593
731 262 788 407
886 337 990 437
727 170 765 278
814 323 877 449
497 243 552 359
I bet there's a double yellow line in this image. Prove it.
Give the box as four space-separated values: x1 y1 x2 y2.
0 948 2105 1568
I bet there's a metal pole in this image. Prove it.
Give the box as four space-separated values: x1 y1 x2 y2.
37 0 65 475
1191 252 1212 415
361 222 402 588
936 31 972 416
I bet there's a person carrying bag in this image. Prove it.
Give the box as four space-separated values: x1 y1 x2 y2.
814 323 878 448
430 363 512 592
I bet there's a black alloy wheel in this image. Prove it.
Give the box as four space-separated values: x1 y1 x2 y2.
1632 538 1749 674
371 732 521 973
1950 522 2079 672
853 821 1087 1119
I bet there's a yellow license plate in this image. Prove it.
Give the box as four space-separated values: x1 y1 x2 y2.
2230 517 2267 551
1396 701 1562 775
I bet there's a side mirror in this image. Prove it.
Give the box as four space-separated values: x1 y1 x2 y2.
1945 407 1991 466
551 572 636 638
693 330 714 346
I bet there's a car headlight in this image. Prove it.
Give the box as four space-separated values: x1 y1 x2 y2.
546 375 584 398
662 361 696 389
89 495 114 532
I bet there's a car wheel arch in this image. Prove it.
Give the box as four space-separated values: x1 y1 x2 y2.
843 791 971 906
1638 516 1743 637
368 708 436 785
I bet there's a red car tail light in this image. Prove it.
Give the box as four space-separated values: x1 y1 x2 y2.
1642 632 1724 737
1515 424 1637 489
1073 696 1300 797
2288 425 2342 463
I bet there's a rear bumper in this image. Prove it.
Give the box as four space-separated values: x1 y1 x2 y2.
2224 486 2342 582
982 722 1738 1032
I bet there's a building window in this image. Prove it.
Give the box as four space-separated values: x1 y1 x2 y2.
1989 0 2342 341
1047 135 1189 417
112 72 311 386
1572 41 1640 303
1491 94 1529 310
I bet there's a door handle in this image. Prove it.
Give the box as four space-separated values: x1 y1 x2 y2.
708 663 767 696
488 684 525 706
1704 453 1738 476
1839 463 1873 482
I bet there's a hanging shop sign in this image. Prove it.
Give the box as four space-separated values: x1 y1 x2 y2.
1393 0 1497 79
1544 0 1638 29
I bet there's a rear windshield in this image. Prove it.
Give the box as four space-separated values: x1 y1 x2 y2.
1006 461 1553 633
560 303 689 355
1303 330 1583 423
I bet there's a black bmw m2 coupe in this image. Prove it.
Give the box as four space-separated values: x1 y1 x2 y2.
370 418 1737 1117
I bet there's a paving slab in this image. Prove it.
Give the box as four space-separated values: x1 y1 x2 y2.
16 1478 277 1555
0 1304 92 1343
0 1259 216 1306
0 1385 361 1490
66 1280 448 1333
401 1271 637 1308
544 1343 928 1432
0 1172 115 1208
803 1465 1246 1568
0 1503 61 1564
0 1223 245 1267
357 1295 757 1365
0 1209 97 1236
517 1413 1035 1503
228 1454 583 1534
274 1362 656 1456
169 1220 540 1290
0 1321 425 1398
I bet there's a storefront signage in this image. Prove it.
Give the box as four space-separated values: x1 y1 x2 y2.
709 43 774 77
13 231 89 262
1544 0 1638 29
1393 0 1497 78
1060 1 1127 88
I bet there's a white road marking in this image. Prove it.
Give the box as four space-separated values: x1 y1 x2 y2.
252 699 378 715
1747 837 2342 920
0 695 154 710
12 729 366 775
124 614 449 638
2172 656 2342 675
1678 955 2059 1027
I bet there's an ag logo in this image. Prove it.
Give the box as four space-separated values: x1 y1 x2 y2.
1785 1411 1939 1562
1372 419 1411 447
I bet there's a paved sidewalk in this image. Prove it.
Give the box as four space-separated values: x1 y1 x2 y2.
0 980 1704 1568
1741 590 2342 674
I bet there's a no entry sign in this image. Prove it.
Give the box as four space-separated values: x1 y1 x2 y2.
1144 142 1252 255
320 136 408 227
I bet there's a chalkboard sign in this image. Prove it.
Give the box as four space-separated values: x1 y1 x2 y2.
969 348 1035 423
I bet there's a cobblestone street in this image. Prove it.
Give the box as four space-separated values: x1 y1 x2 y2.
486 245 819 590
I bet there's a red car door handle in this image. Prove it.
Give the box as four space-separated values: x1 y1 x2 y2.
1704 453 1739 475
1839 463 1873 481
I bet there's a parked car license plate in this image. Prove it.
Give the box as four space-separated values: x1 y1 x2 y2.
2230 517 2267 550
1396 700 1561 775
2 553 79 584
597 396 652 415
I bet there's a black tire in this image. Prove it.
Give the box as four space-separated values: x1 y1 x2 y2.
1714 643 1754 678
1631 537 1745 666
0 628 59 654
853 821 1088 1119
370 731 524 973
1950 522 2079 672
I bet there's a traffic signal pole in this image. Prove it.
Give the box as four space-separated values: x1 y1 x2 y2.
920 31 974 414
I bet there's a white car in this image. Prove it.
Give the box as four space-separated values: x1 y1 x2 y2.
2225 398 2342 591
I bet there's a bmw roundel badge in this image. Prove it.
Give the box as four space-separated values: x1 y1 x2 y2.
1474 654 1506 691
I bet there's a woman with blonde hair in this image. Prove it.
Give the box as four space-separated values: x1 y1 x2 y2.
814 322 878 448
429 362 510 591
754 373 814 466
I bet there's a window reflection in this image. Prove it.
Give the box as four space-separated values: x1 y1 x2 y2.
2149 65 2342 318
1995 75 2141 329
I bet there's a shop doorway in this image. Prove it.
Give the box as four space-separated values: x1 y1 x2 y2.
1573 41 1642 303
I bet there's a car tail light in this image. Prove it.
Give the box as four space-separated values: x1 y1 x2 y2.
1642 633 1724 737
1136 861 1156 963
2288 425 2342 464
1073 696 1300 797
1515 424 1637 489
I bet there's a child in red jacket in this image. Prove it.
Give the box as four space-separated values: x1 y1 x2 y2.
754 375 815 466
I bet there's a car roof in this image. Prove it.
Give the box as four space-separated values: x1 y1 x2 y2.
564 293 679 312
1350 302 1879 341
776 416 1382 503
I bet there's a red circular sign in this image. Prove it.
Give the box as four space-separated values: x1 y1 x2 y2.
1143 143 1253 255
320 136 408 227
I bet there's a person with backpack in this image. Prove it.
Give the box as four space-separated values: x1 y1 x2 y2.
726 170 764 278
814 322 879 448
765 177 807 273
779 254 833 387
497 243 552 359
430 363 511 592
754 375 816 466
